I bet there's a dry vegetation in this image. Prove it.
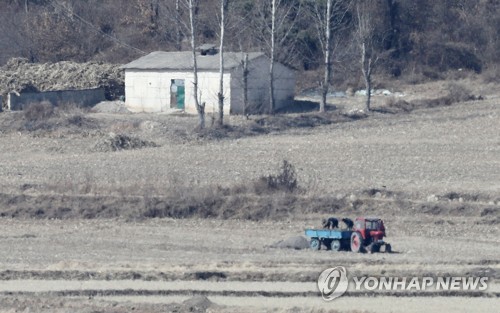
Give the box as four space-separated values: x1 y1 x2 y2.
0 1 499 311
0 78 498 223
0 58 124 108
0 77 499 312
0 89 500 313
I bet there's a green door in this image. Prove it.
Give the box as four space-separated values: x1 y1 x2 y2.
177 85 185 109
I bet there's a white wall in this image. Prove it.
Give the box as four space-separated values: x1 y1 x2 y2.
124 70 176 112
193 71 232 115
230 56 296 114
124 69 231 114
125 56 294 115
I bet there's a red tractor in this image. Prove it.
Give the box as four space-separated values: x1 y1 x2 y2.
350 217 391 253
304 216 391 253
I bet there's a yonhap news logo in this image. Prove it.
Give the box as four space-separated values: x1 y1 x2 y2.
317 266 349 301
317 266 489 301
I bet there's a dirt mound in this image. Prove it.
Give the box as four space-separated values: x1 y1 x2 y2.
269 236 310 250
181 296 215 313
0 58 124 102
93 133 158 152
91 101 130 114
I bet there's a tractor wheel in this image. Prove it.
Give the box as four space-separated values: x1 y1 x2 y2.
330 240 341 251
350 232 363 253
385 244 392 253
310 238 321 250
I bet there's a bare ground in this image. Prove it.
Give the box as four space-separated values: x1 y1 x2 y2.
0 217 498 312
0 78 499 312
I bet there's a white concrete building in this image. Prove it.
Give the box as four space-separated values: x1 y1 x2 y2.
121 50 295 114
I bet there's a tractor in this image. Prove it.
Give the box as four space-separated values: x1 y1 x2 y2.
304 216 391 253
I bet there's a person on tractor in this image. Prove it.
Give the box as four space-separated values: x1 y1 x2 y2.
322 217 339 229
342 218 354 229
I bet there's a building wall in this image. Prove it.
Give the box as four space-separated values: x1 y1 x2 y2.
192 71 232 115
7 88 105 111
124 69 231 114
124 56 295 115
230 56 296 114
273 62 296 110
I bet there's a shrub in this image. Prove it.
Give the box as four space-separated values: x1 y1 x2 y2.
447 82 473 103
23 101 55 121
94 133 158 152
482 65 500 84
385 97 414 113
426 42 482 73
255 160 299 193
57 102 89 114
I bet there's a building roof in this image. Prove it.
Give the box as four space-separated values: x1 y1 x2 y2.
121 51 265 71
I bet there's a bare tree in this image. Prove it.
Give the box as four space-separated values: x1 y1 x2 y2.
245 0 301 113
11 0 30 13
355 0 377 112
318 0 332 113
269 0 277 114
263 0 301 113
242 52 249 116
308 0 351 113
152 0 184 50
217 0 228 126
175 0 182 50
232 3 259 116
185 0 205 128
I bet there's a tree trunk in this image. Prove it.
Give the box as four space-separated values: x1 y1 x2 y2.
242 53 249 116
361 42 372 112
175 0 182 51
217 0 227 126
364 73 371 111
357 2 374 113
269 0 276 114
188 0 204 128
150 0 159 25
320 0 333 113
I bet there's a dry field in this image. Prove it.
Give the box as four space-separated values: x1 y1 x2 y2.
0 78 498 312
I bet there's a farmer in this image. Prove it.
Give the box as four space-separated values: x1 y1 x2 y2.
342 218 354 229
322 217 338 229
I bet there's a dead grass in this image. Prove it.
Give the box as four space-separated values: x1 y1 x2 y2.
481 64 500 84
0 79 498 223
2 102 367 142
0 80 485 142
254 160 299 193
193 123 268 140
169 111 368 141
3 167 498 221
253 111 366 131
1 188 497 221
13 101 99 133
93 133 159 152
0 160 336 220
0 58 124 100
23 101 55 121
383 82 483 114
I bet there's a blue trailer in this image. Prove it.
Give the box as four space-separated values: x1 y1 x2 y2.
305 217 392 253
304 229 354 251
